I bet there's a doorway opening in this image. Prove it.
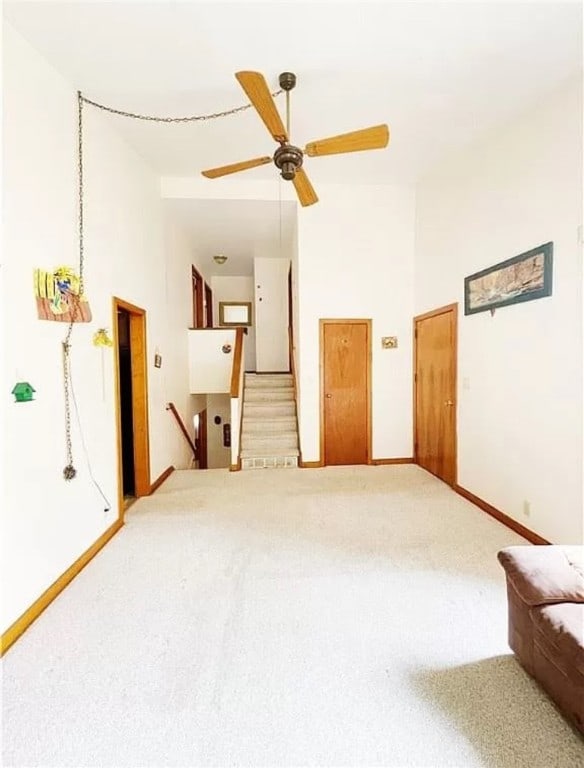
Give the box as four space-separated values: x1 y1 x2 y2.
192 265 213 328
205 282 213 327
113 298 151 515
197 407 208 469
117 308 135 499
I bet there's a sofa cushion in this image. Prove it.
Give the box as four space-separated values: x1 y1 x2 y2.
531 602 584 677
498 546 584 606
564 546 584 579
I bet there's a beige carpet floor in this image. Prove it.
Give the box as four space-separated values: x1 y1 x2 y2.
2 465 583 767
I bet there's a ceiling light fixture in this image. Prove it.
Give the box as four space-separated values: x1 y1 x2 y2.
213 254 227 265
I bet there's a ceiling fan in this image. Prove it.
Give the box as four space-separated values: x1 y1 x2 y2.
201 71 390 207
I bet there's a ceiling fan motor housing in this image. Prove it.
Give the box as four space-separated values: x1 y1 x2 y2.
274 144 303 180
278 72 297 91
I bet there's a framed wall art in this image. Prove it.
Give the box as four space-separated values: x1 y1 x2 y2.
218 301 252 326
464 242 553 316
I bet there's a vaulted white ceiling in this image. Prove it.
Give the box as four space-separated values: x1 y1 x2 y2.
4 1 582 275
165 198 297 277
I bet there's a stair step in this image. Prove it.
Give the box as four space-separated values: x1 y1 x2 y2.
243 412 296 422
245 374 293 388
240 447 300 459
242 433 299 451
245 387 294 402
241 413 297 432
241 416 296 435
243 402 296 418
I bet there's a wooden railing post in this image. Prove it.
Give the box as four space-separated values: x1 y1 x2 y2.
229 327 245 471
230 327 244 398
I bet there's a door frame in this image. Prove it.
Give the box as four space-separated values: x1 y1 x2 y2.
113 297 151 518
319 318 372 466
204 282 213 327
198 408 208 469
191 265 205 328
412 302 458 485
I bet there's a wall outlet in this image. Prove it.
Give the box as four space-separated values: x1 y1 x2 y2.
522 500 531 517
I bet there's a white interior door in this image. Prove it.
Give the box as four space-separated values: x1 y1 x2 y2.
254 257 290 372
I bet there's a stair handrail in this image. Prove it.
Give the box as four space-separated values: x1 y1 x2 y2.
230 327 244 398
166 402 197 460
229 327 245 471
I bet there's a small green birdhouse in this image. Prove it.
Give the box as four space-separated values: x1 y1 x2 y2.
12 381 35 403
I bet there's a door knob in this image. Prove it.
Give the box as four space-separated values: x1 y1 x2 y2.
325 393 332 399
444 400 454 406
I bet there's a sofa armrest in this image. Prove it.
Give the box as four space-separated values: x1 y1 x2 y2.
498 546 584 606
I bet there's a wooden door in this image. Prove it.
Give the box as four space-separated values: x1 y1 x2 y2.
414 304 457 485
320 320 371 466
191 266 204 328
205 283 213 327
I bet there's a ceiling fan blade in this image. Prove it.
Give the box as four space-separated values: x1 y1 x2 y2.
304 124 390 157
235 71 288 143
292 168 319 207
201 156 272 179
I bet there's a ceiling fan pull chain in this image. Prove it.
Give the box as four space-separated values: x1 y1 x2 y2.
80 90 284 123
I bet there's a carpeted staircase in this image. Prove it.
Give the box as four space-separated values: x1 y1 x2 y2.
240 373 299 469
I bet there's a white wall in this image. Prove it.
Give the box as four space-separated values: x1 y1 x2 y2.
206 394 231 468
163 219 209 451
290 211 301 396
415 76 583 544
297 183 416 462
187 329 236 393
0 25 205 633
254 257 290 372
211 275 256 371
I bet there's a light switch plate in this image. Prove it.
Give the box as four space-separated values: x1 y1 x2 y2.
382 336 398 349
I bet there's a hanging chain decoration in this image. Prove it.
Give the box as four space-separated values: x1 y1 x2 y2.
61 87 283 480
62 91 85 480
80 89 284 123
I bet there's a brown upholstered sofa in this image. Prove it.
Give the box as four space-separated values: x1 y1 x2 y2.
497 545 584 734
